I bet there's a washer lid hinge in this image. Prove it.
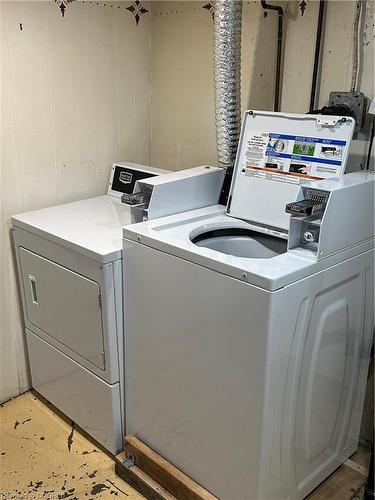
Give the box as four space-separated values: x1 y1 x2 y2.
226 195 233 214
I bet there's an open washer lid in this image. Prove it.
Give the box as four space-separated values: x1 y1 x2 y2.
226 110 355 233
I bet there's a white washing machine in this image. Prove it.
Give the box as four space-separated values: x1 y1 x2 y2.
123 112 374 499
12 161 224 454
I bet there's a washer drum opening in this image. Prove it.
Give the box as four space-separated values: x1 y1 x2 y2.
191 228 287 259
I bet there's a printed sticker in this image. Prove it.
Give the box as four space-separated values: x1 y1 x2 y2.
241 131 347 185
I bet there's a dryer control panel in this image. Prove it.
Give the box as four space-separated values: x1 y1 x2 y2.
121 166 224 223
107 162 167 199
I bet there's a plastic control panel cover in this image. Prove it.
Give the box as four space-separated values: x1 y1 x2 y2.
227 110 355 232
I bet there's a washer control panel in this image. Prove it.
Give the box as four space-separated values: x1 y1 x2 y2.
287 172 373 260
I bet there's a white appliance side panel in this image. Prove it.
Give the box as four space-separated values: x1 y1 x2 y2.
318 178 375 258
270 250 374 500
19 247 105 370
123 240 283 500
112 259 125 426
26 330 123 455
347 261 375 448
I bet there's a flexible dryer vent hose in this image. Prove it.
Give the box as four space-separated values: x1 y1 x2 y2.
214 0 242 170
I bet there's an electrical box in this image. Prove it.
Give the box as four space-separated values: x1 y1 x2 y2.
329 91 367 132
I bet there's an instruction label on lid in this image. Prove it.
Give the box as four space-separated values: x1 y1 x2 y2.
227 111 354 230
243 131 347 185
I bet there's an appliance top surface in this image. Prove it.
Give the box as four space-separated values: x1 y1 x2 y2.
124 203 373 290
123 206 324 291
311 169 375 190
12 195 130 263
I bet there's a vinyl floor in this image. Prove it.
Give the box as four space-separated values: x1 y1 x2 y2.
0 391 142 499
0 391 371 500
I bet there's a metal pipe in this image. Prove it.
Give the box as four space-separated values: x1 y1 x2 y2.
351 0 362 92
309 0 326 113
261 1 284 112
213 0 243 171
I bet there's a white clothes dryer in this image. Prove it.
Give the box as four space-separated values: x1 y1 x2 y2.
12 162 166 454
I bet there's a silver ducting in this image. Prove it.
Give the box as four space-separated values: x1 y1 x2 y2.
214 0 242 170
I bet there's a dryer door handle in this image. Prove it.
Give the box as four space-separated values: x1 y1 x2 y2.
28 274 39 307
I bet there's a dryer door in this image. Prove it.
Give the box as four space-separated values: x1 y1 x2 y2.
19 247 105 370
